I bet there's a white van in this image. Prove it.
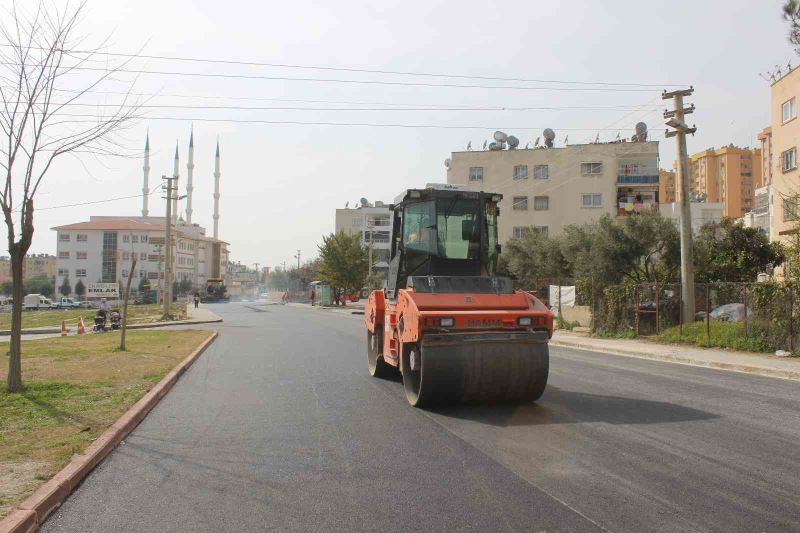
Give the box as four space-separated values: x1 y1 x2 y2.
23 294 53 310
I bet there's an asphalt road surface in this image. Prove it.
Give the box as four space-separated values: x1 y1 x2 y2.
42 303 800 532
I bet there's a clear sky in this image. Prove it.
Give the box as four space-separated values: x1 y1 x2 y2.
4 0 795 268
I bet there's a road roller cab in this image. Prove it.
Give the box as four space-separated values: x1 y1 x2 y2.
364 185 553 407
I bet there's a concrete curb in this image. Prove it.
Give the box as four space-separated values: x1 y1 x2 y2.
549 338 800 382
0 328 61 336
0 331 219 533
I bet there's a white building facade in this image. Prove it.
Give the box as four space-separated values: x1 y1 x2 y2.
659 202 724 234
52 216 229 295
335 204 392 279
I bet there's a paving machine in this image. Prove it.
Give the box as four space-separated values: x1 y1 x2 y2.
364 185 553 407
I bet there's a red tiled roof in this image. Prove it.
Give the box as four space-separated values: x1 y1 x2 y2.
51 219 165 231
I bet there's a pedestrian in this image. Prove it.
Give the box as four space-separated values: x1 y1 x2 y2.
282 291 288 305
310 289 316 306
193 292 200 309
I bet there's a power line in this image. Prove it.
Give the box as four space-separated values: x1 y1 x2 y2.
49 88 663 110
42 101 663 113
5 44 680 87
51 112 658 131
0 62 662 92
29 185 161 212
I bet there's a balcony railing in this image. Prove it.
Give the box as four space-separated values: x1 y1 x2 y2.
617 175 659 185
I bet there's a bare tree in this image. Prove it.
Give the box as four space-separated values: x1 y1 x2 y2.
1 2 139 392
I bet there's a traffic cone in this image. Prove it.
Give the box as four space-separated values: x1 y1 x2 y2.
77 317 85 335
61 320 67 337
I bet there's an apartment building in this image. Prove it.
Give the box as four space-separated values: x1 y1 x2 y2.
770 66 800 244
334 202 392 279
686 145 762 219
659 169 677 204
0 254 56 284
446 138 660 243
52 216 229 295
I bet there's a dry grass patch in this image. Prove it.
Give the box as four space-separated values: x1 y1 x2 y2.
0 329 212 518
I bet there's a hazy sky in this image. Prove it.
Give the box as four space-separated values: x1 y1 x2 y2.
4 0 795 268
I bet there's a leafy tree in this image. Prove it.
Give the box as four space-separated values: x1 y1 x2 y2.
74 280 86 298
694 219 785 283
138 276 149 292
562 211 680 285
59 277 71 297
317 231 368 305
503 229 572 288
24 274 54 297
784 1 800 51
1 281 12 296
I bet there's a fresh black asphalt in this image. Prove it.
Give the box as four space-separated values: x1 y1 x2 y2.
42 303 800 532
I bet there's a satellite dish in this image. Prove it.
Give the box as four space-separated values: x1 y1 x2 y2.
493 131 508 143
534 137 540 148
507 136 519 149
635 122 648 142
444 158 451 169
360 197 369 208
488 142 502 151
543 128 555 148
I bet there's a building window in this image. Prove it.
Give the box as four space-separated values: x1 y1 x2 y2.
58 233 70 242
121 269 129 278
783 196 800 221
122 234 130 243
140 252 147 260
513 165 528 180
534 196 549 210
141 235 148 243
352 218 362 227
131 235 139 243
581 162 603 175
533 226 549 237
533 165 549 180
102 231 118 283
782 147 797 172
58 268 68 277
582 193 602 207
76 234 87 242
783 97 797 123
512 226 526 239
469 167 484 181
75 269 86 277
76 251 87 260
58 251 69 259
123 251 131 261
512 196 528 210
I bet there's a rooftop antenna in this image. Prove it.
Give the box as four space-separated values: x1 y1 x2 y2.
345 201 349 208
616 132 621 141
482 140 487 150
534 136 540 148
466 141 472 151
594 132 600 143
564 134 569 145
524 142 531 149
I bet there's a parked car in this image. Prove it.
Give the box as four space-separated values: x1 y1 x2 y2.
23 294 54 310
53 297 81 309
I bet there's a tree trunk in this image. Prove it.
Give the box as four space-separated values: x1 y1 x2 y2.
120 258 136 351
7 249 25 392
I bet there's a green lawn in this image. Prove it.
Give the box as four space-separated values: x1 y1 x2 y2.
0 302 187 330
0 329 212 519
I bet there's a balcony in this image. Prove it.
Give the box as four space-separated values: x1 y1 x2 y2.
617 175 659 185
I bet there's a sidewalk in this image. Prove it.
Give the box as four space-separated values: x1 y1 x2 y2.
551 330 800 381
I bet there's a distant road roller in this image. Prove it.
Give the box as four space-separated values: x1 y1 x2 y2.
364 185 553 407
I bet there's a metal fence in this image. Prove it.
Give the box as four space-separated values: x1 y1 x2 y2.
590 282 797 352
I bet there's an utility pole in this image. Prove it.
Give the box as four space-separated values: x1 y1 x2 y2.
295 250 301 270
368 229 373 279
162 175 174 320
664 87 697 323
